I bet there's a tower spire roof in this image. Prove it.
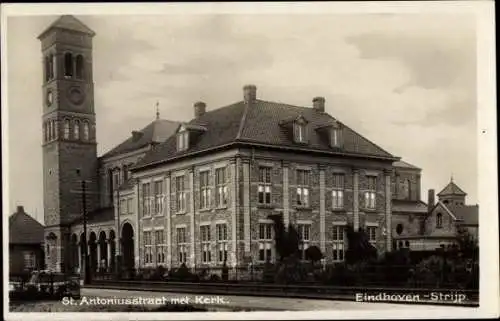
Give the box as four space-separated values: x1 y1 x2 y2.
38 15 95 39
155 101 160 120
437 179 467 197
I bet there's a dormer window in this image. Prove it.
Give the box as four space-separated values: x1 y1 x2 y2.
177 127 189 152
293 118 308 144
330 121 343 148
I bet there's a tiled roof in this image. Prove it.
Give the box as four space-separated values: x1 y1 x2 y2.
393 160 421 170
447 204 479 225
9 207 44 245
70 207 114 225
101 119 181 159
392 199 428 213
134 99 397 169
437 181 467 196
38 15 95 39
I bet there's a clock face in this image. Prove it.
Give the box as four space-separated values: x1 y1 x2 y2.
67 87 85 106
46 90 53 106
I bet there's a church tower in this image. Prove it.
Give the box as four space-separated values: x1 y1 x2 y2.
38 15 99 272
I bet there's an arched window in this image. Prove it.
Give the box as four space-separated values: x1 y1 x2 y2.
47 121 52 141
51 54 56 79
436 213 443 228
53 120 58 139
76 55 84 79
74 120 80 140
51 120 56 140
396 224 403 235
63 119 70 139
64 52 73 78
83 120 90 141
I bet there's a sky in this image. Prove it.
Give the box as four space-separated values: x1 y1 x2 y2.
4 8 480 223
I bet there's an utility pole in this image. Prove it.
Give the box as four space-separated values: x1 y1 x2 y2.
76 169 91 285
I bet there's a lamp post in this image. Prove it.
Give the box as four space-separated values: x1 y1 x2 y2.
77 169 91 285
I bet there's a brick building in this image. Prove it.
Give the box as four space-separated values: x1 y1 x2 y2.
40 15 429 273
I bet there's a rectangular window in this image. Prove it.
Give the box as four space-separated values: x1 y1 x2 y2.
298 224 311 260
199 171 211 209
331 128 342 148
332 225 346 262
142 183 151 217
176 176 186 213
215 223 228 263
296 169 310 207
332 173 345 209
258 167 272 205
366 226 377 245
154 180 163 215
258 223 274 262
215 167 228 207
177 132 189 152
113 172 120 191
143 231 153 264
155 230 166 265
364 176 377 209
120 198 127 215
177 227 187 264
200 225 212 263
294 123 307 143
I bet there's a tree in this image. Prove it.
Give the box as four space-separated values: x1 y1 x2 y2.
344 225 378 264
268 214 300 261
456 226 478 260
305 246 323 264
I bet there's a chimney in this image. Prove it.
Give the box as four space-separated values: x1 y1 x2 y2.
194 101 206 118
243 84 257 103
132 131 143 141
428 189 435 212
17 205 24 213
313 96 325 112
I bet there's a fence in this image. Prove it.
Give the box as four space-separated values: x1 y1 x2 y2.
91 260 479 290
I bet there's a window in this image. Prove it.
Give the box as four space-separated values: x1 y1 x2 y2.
177 227 187 264
294 122 307 143
63 119 70 139
396 223 404 235
298 224 311 260
258 167 272 205
331 127 342 148
215 167 228 207
142 183 151 217
258 223 273 262
332 173 345 209
176 176 186 213
364 176 377 209
143 231 153 264
73 120 80 140
436 213 443 228
401 179 410 200
75 55 84 79
177 131 189 152
52 120 57 140
23 251 35 269
332 225 346 262
83 121 90 141
155 230 166 265
122 165 129 182
200 225 211 263
113 171 120 191
64 52 73 78
47 121 52 141
154 180 163 215
45 56 51 82
366 226 377 245
199 171 211 209
216 223 228 263
296 169 310 207
43 123 47 142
